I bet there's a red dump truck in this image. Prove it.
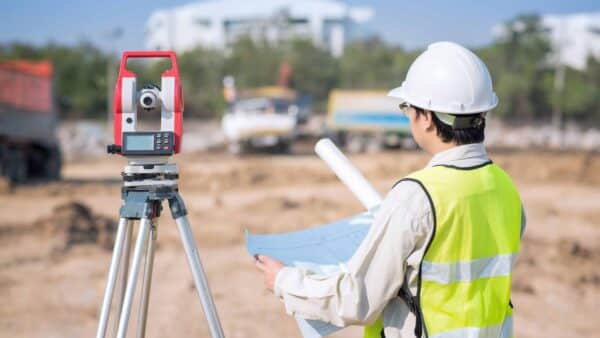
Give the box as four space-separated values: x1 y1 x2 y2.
0 60 62 184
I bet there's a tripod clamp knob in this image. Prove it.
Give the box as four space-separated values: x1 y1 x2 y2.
107 144 122 154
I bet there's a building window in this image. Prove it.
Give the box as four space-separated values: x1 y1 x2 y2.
195 18 211 27
588 26 600 36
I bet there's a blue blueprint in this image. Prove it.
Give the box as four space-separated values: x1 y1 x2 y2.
246 208 378 337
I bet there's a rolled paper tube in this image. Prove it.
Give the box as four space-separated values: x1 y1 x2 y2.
315 138 382 210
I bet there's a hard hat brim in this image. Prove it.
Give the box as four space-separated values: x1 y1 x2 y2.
387 86 405 103
388 86 498 115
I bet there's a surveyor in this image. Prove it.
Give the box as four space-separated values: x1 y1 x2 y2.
255 41 526 338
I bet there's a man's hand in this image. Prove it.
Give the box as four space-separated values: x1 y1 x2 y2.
255 255 285 292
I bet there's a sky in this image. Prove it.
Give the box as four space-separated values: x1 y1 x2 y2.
1 0 599 52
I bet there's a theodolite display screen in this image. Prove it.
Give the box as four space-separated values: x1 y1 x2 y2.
126 135 154 151
121 131 174 156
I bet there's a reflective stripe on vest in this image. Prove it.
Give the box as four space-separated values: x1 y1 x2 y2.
421 253 517 284
364 162 521 338
430 315 513 338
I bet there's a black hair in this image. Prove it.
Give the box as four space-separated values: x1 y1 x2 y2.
414 108 485 145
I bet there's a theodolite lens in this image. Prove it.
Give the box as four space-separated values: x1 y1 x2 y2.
139 84 161 110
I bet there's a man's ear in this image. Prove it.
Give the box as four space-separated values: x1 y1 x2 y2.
423 110 436 132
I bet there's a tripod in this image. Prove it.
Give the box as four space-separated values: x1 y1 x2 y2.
95 162 225 338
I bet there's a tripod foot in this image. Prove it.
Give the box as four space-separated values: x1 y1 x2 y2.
96 218 129 338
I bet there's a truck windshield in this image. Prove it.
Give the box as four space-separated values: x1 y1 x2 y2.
234 98 292 114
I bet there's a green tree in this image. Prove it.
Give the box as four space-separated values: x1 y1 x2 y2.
560 57 600 124
177 47 226 117
1 41 110 119
2 13 597 124
223 36 283 88
284 38 339 107
339 38 397 89
478 14 553 121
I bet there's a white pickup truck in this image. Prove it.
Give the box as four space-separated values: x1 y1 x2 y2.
222 97 298 154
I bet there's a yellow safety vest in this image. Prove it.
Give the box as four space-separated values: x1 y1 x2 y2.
365 162 521 338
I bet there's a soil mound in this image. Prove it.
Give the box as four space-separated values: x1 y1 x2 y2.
37 201 116 251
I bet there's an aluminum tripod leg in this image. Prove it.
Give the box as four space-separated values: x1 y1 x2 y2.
136 220 157 338
96 218 129 338
175 215 225 338
111 221 133 338
116 215 152 338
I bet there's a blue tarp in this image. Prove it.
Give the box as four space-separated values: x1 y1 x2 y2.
332 113 410 130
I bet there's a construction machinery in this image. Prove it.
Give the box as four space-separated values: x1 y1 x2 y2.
222 86 305 154
0 60 62 184
325 90 412 152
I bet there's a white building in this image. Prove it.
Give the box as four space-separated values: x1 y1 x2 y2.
493 12 600 70
145 0 374 57
542 13 600 70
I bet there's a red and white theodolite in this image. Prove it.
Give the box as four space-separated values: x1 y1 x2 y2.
98 51 225 338
108 51 183 157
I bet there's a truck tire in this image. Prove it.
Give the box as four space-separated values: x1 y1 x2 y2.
275 138 293 154
6 148 27 184
44 146 62 180
365 133 384 153
322 129 346 148
346 133 366 153
400 136 418 150
229 141 246 155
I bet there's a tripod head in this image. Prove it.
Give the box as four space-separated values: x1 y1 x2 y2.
107 51 184 164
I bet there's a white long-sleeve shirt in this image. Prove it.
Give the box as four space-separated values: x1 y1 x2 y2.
274 143 526 338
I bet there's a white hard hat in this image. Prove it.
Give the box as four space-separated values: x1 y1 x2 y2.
388 41 498 115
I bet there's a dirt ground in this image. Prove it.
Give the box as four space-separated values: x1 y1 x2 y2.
1 145 599 338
